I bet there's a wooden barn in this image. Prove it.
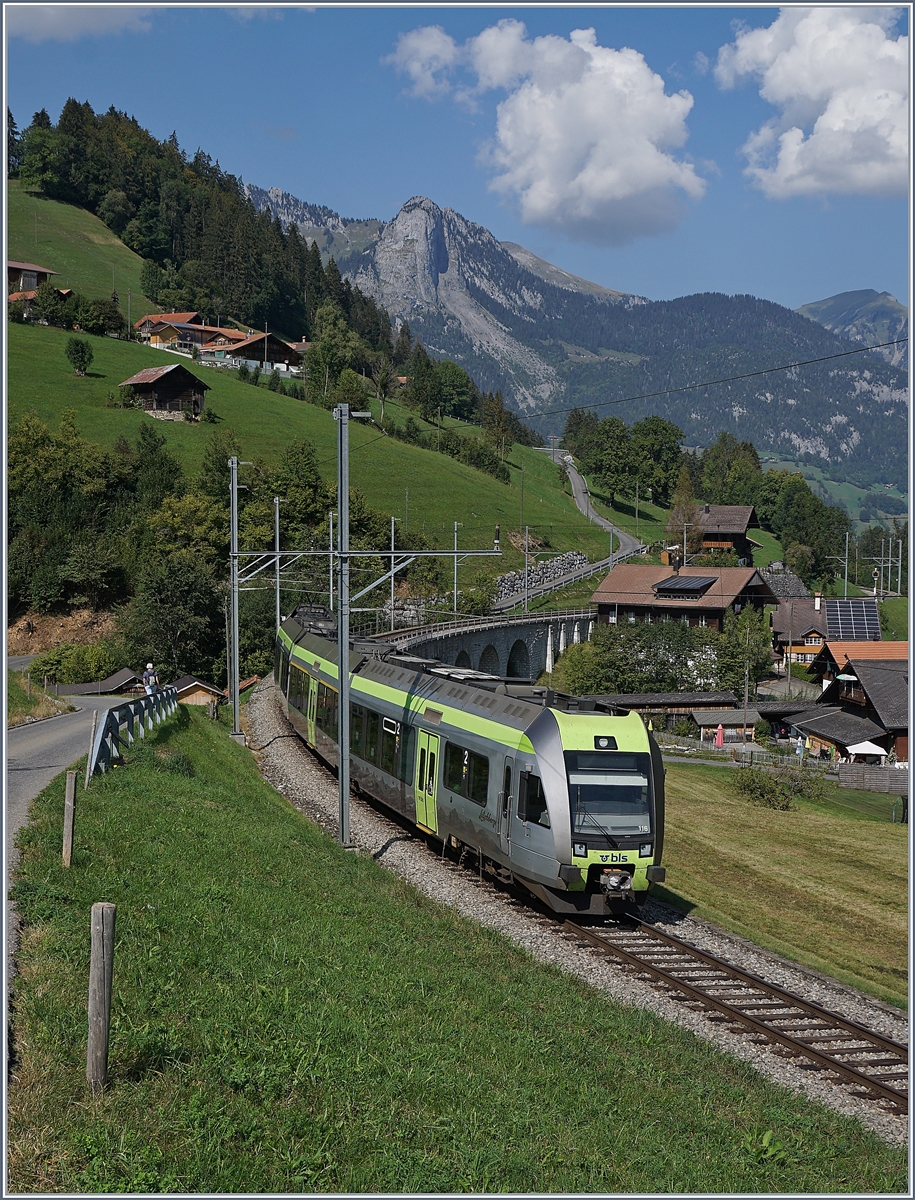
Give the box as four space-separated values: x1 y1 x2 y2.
119 363 210 420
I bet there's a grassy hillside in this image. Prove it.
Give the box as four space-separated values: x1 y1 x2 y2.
8 179 155 316
7 709 905 1192
6 322 614 572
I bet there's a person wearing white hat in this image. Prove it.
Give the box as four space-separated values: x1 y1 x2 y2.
142 662 159 695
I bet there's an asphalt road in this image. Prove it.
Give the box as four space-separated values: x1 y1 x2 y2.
552 450 642 556
6 696 123 981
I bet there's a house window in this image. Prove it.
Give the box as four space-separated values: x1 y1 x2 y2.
21 271 37 290
698 615 707 627
805 636 821 645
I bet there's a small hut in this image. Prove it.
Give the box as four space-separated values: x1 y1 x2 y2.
119 363 210 420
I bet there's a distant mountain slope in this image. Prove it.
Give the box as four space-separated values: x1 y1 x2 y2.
796 289 908 369
244 185 907 490
242 182 384 259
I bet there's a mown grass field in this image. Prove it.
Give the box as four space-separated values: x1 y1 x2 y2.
6 669 75 727
7 708 906 1193
8 180 155 313
880 597 909 641
6 322 614 575
659 763 907 1008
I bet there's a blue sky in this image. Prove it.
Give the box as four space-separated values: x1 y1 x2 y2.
5 4 910 309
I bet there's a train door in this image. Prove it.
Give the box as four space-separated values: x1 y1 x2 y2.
498 756 514 857
306 675 318 746
414 730 440 834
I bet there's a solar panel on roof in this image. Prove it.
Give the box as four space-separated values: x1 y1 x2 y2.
825 599 881 640
654 575 717 593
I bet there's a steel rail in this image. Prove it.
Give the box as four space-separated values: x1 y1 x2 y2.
563 920 907 1113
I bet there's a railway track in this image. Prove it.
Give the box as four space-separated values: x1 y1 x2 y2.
562 918 908 1114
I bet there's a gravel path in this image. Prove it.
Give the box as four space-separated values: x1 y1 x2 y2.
244 678 908 1147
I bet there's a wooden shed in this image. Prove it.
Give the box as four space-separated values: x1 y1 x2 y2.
118 363 210 420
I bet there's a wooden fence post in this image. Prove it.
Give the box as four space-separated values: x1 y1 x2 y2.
84 709 99 790
87 902 116 1095
62 771 76 867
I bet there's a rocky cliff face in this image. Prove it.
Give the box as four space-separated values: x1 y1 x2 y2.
349 196 641 407
242 183 384 258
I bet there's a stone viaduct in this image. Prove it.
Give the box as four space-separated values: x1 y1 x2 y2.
381 609 595 681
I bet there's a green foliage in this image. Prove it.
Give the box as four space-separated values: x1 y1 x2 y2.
731 768 795 810
673 718 697 739
717 607 772 692
29 640 120 685
456 569 498 616
564 410 683 506
64 336 93 375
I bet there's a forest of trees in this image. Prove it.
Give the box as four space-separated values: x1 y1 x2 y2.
7 412 458 683
563 413 907 592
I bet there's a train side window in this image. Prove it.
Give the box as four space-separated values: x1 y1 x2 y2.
427 752 436 795
417 747 426 791
398 726 416 784
502 763 512 816
317 683 338 740
467 751 489 805
518 772 550 827
444 743 464 794
365 710 380 765
381 718 399 775
350 704 366 757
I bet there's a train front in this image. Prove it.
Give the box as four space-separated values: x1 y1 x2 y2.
532 708 666 916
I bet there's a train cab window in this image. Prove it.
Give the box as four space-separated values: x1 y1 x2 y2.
565 751 651 838
518 772 550 827
444 742 489 805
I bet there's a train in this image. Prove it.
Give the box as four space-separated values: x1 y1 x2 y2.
275 606 666 916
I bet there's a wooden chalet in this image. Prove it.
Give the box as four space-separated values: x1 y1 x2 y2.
8 259 58 292
816 657 908 761
694 504 758 560
771 596 881 667
221 331 301 368
807 639 908 689
584 691 739 731
590 565 777 632
119 363 210 420
134 312 202 340
171 675 224 705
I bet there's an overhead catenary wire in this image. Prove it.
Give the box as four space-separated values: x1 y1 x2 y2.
535 337 909 418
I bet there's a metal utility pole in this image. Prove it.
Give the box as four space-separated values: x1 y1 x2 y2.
334 404 370 847
274 497 284 629
228 456 252 738
390 515 401 631
844 531 849 598
635 479 639 543
328 512 335 610
898 540 903 596
453 521 463 615
524 525 530 613
520 461 525 528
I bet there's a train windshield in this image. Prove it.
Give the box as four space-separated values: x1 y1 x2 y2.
564 751 652 838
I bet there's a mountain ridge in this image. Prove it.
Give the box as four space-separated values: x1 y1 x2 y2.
244 184 907 490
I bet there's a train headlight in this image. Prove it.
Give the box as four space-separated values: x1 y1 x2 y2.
639 842 653 857
573 842 587 857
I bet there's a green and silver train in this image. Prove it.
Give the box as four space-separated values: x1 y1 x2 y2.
275 607 666 916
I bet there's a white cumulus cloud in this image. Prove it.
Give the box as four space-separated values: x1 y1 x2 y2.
715 7 908 198
386 19 705 246
5 4 153 42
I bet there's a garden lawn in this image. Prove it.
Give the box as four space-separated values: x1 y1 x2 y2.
7 709 905 1193
658 764 907 1008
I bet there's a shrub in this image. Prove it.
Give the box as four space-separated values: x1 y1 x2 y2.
65 336 93 376
237 362 249 383
29 641 120 685
731 767 794 810
673 718 696 738
8 299 27 323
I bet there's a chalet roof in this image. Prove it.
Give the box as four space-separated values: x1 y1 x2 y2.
588 691 739 709
57 668 140 695
591 565 776 610
7 290 38 302
759 568 810 600
695 505 756 535
770 600 827 638
134 311 201 328
171 674 223 697
8 259 58 275
691 708 761 727
118 363 211 389
812 640 908 671
791 708 887 748
820 659 909 731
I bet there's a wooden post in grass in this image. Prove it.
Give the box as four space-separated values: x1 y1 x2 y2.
84 710 98 790
87 902 116 1095
27 671 31 700
62 771 76 867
